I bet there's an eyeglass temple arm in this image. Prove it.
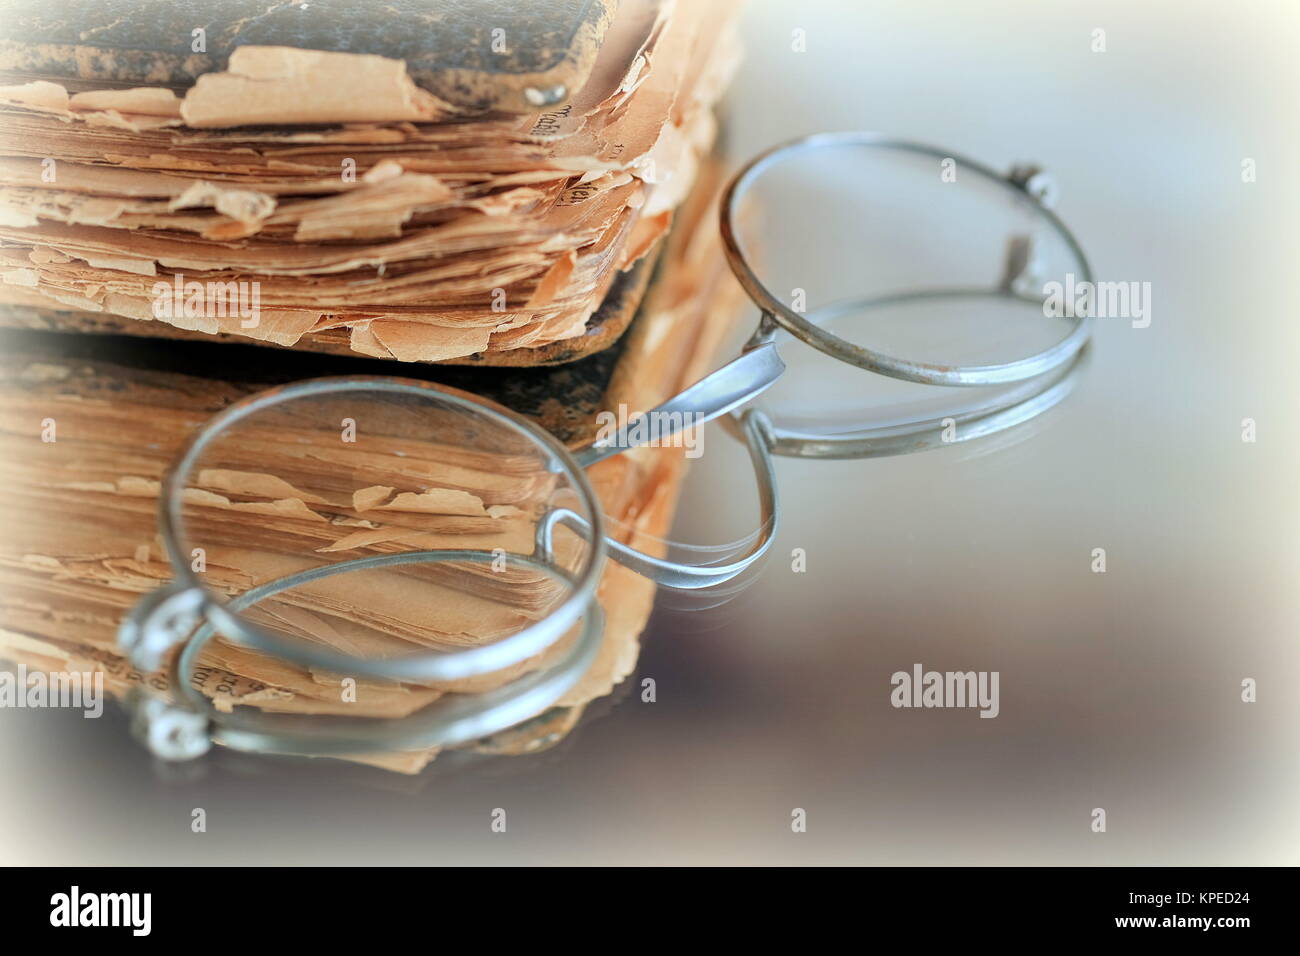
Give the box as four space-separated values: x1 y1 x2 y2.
572 338 785 469
542 409 779 590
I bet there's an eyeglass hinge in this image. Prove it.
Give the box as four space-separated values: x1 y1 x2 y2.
118 581 207 673
1006 163 1059 209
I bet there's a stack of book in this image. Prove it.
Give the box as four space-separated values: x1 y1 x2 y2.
0 0 748 771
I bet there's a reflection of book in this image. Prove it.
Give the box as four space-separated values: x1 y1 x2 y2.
0 160 748 773
0 0 744 365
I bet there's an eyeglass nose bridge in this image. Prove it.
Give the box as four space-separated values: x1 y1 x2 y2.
542 407 780 591
572 340 786 470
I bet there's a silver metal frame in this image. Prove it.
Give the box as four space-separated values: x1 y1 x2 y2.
718 132 1094 386
158 553 605 760
117 132 1095 763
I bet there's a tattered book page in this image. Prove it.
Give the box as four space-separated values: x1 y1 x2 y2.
0 0 744 365
0 154 748 771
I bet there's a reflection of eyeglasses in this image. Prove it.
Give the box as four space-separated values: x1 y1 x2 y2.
119 133 1095 763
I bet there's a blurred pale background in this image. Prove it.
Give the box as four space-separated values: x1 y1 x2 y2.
2 0 1297 864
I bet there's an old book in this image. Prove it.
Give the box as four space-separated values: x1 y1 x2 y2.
0 159 748 772
0 0 744 364
0 0 618 115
